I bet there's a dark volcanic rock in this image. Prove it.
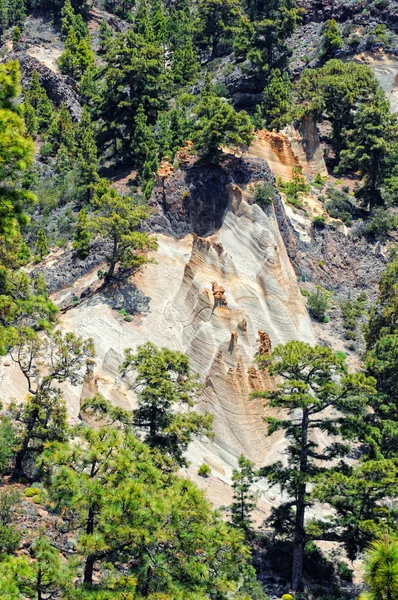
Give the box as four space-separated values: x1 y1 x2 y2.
298 0 398 30
17 54 82 121
149 154 275 237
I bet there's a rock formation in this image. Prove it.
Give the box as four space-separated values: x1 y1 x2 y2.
258 330 272 355
212 281 228 308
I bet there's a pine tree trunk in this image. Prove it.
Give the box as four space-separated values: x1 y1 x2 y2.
291 409 309 592
84 506 96 585
84 554 96 585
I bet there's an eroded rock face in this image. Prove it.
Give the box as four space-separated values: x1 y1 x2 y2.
150 154 272 237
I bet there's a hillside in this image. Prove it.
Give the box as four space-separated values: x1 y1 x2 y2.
0 0 397 599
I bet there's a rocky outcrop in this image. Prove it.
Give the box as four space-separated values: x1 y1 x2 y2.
150 153 274 237
17 54 82 120
298 0 398 30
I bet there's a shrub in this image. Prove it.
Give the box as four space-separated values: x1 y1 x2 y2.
313 216 326 229
277 167 310 208
0 524 21 553
32 495 41 504
197 463 211 477
39 142 54 159
336 559 353 582
253 182 275 208
24 487 41 498
314 173 325 185
340 291 366 340
325 188 355 225
359 208 398 241
307 286 331 322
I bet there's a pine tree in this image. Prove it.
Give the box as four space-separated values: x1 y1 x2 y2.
339 88 396 210
35 228 49 259
121 343 213 466
99 30 166 157
262 68 292 131
24 71 54 133
73 209 92 258
172 39 199 85
231 455 258 535
193 94 254 159
47 102 76 153
252 341 377 592
23 101 38 136
55 143 71 176
320 19 343 60
0 61 35 255
99 19 112 54
7 329 95 478
42 426 255 595
88 180 158 280
360 533 398 600
131 103 157 169
0 0 8 39
196 0 241 54
313 459 398 561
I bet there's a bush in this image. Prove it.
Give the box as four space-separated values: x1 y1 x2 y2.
282 595 294 600
24 487 41 498
336 559 353 582
253 182 275 208
313 216 326 229
39 142 54 159
197 463 211 477
340 291 366 340
307 286 331 322
324 188 355 225
0 524 21 553
359 208 398 241
278 168 310 208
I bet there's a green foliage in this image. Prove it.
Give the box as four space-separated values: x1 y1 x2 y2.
262 69 292 131
196 0 241 54
231 455 258 534
340 292 367 341
99 29 166 160
277 167 310 207
312 216 326 229
324 188 355 225
307 286 331 322
58 26 95 80
193 94 254 159
35 227 49 260
359 535 398 600
252 341 376 590
197 462 211 477
88 180 157 280
73 209 92 258
253 182 275 208
297 60 397 208
0 61 35 258
121 342 213 466
244 0 302 77
0 416 16 476
359 208 398 241
6 329 95 477
0 488 20 553
320 20 343 60
42 426 257 596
